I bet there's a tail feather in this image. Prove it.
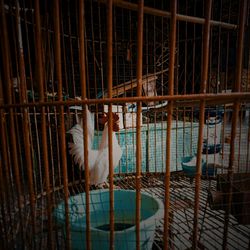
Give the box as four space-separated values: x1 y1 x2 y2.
68 142 85 170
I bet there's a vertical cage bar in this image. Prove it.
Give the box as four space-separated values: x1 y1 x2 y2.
61 12 69 96
53 0 71 249
34 0 54 248
216 1 222 94
182 0 188 159
15 0 39 246
44 18 58 197
246 115 250 172
98 3 105 100
0 71 9 249
175 10 179 172
160 5 164 173
0 83 14 247
190 2 197 155
0 0 27 245
221 2 232 171
136 0 144 249
106 0 115 249
152 7 156 173
67 0 76 98
192 0 212 248
23 0 44 192
223 0 247 248
90 0 98 100
79 1 91 249
0 159 7 250
163 0 176 249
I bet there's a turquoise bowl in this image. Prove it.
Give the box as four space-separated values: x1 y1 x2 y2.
182 155 218 177
53 189 164 250
181 156 206 177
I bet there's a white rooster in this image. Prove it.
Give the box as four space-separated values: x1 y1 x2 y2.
67 109 122 186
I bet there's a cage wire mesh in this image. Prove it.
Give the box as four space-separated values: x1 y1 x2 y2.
0 0 250 249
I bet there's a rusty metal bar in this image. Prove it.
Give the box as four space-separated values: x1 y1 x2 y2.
160 2 165 173
85 35 91 99
0 92 249 110
175 10 180 172
192 0 212 248
53 0 71 249
182 0 188 161
216 1 223 94
0 160 7 250
79 0 91 249
15 0 38 246
0 0 27 245
90 0 98 101
237 110 243 172
121 10 128 173
61 11 69 96
223 1 247 249
0 87 15 248
9 15 30 211
151 13 156 173
44 25 62 189
135 0 144 249
34 0 54 248
247 115 250 172
98 0 237 29
106 0 115 249
1 142 15 243
221 2 232 169
67 0 77 98
0 71 9 249
191 1 197 95
98 2 105 100
113 7 119 98
163 0 176 249
44 17 58 198
23 1 44 196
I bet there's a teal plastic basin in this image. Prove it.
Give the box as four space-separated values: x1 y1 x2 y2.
53 189 164 250
181 156 206 177
182 155 218 177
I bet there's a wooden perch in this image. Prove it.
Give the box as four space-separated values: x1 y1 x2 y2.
102 74 157 98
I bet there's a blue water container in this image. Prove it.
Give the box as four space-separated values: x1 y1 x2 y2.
53 189 164 250
181 156 206 178
181 155 217 177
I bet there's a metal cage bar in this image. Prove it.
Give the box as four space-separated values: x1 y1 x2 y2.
106 0 115 248
53 1 71 249
163 0 176 249
135 0 144 249
34 0 53 248
99 0 238 29
223 0 248 248
79 0 91 249
192 0 212 248
0 0 249 249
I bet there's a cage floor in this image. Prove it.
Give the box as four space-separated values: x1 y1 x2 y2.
9 173 249 250
114 173 250 250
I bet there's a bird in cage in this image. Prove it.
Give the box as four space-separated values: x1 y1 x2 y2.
67 108 122 187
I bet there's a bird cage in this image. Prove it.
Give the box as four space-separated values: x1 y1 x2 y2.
0 0 250 249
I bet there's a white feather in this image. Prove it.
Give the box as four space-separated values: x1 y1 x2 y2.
67 109 122 185
90 124 122 185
